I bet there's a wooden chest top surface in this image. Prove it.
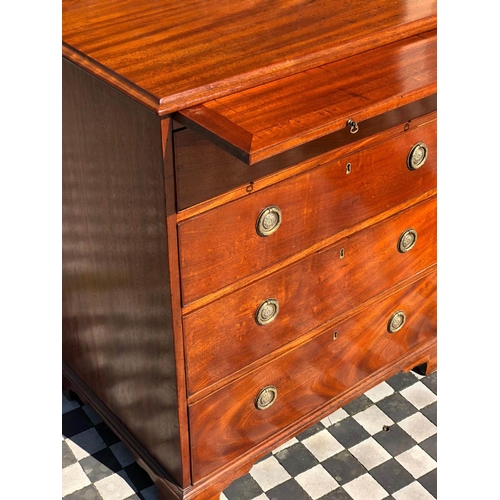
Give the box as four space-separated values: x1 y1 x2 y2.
63 3 438 494
62 0 436 114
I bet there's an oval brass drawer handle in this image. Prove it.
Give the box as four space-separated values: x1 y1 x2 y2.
398 228 418 253
255 298 279 326
255 385 277 410
388 310 407 333
407 142 428 170
256 206 282 236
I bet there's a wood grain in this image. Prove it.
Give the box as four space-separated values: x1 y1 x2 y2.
62 0 436 114
411 341 437 376
161 120 192 487
174 99 437 212
183 197 436 396
177 32 437 163
63 365 184 498
178 120 437 305
63 3 438 495
182 334 436 495
62 59 185 486
189 272 437 481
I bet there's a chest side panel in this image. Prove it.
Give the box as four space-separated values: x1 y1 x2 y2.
62 59 185 486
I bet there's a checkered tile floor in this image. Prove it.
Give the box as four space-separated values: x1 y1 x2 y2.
62 370 436 500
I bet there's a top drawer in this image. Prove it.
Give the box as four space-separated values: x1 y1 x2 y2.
178 120 436 304
175 32 436 164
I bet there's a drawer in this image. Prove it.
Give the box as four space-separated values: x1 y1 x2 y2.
174 99 437 211
178 120 436 304
176 32 436 165
189 271 437 481
184 196 436 395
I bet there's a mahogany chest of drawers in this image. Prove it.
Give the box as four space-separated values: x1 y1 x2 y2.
62 2 437 499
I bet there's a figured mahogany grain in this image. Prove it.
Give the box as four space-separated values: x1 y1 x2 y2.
183 336 436 495
178 121 437 305
62 0 436 114
189 272 437 481
177 32 436 163
175 98 437 212
62 60 185 486
183 197 436 395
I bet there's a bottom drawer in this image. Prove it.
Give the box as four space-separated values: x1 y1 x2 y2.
189 271 437 481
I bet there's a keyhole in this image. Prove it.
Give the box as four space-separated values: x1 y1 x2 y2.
333 331 338 340
345 163 352 174
340 248 345 259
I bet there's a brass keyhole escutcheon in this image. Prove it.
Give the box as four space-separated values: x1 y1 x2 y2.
407 142 428 170
255 386 277 410
255 298 279 326
388 310 406 333
256 206 282 236
398 229 418 253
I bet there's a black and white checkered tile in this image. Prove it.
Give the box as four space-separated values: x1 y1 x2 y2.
62 370 437 500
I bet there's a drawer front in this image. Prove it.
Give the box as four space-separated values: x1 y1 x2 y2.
184 196 436 395
189 271 437 480
174 101 436 211
178 120 436 304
